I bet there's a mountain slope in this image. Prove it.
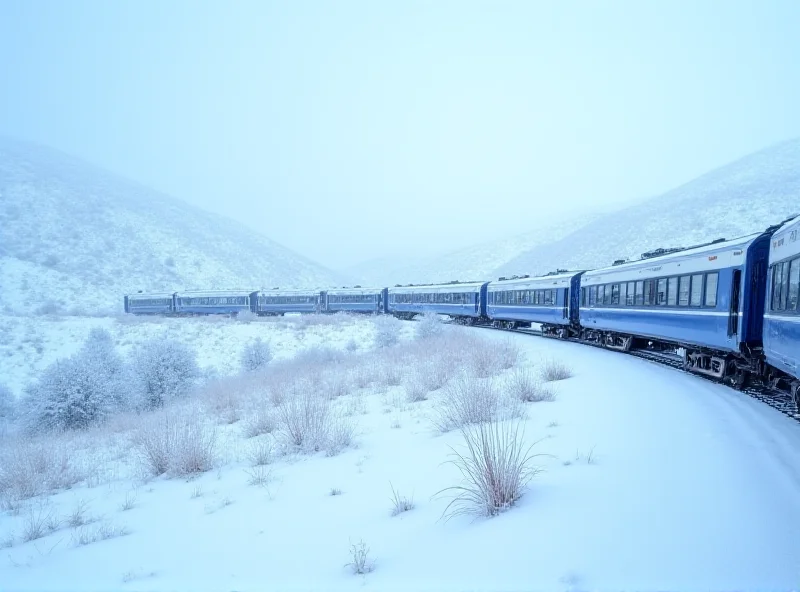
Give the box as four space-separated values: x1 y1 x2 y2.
495 138 800 276
344 212 602 286
0 138 342 314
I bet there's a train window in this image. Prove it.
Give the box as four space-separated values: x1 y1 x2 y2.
704 272 718 307
547 290 554 305
690 274 704 306
667 277 678 306
581 288 586 306
789 259 800 312
602 285 612 305
626 282 635 305
588 286 597 306
597 285 605 306
611 284 620 305
656 278 667 305
643 280 655 306
678 275 690 306
634 281 644 305
618 283 626 306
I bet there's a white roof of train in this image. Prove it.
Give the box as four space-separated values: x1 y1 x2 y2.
582 233 762 285
487 271 581 291
388 281 486 294
769 215 800 264
128 292 174 299
258 289 321 297
175 290 255 298
325 287 385 296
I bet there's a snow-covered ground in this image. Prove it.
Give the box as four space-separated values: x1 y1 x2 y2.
2 320 799 591
0 313 389 399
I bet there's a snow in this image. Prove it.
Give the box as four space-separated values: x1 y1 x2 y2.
3 324 800 591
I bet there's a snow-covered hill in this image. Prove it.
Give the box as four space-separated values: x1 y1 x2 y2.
0 138 343 315
495 138 800 277
347 138 800 285
343 213 602 286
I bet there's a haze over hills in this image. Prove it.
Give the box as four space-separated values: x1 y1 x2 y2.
0 138 343 315
347 138 800 285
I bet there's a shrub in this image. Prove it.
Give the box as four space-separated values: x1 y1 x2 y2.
277 384 331 452
0 440 81 502
242 405 276 438
436 420 541 519
236 309 257 323
432 372 522 433
507 368 556 403
131 339 199 410
346 539 375 575
416 313 444 340
132 411 217 478
20 328 129 432
373 316 401 348
540 359 573 382
241 338 272 372
389 483 414 516
404 374 428 403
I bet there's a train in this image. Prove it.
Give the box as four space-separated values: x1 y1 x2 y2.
125 215 800 408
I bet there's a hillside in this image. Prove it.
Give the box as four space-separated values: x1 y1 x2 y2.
496 138 800 277
0 138 342 315
344 213 602 286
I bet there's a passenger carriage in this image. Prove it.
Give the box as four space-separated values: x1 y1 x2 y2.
578 231 774 383
255 289 323 315
486 271 584 335
174 290 257 315
322 287 388 314
763 215 800 402
387 281 488 322
124 292 175 315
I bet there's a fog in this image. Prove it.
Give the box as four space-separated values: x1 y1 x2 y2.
2 0 799 268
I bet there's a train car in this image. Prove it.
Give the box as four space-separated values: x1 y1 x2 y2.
763 215 800 401
487 271 585 335
579 230 774 382
124 292 175 315
322 287 388 314
174 290 257 315
387 281 488 322
255 289 323 315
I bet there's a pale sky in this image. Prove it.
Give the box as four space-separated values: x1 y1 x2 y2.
1 0 799 268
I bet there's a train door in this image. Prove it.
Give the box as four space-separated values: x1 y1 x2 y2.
562 288 569 319
728 270 741 337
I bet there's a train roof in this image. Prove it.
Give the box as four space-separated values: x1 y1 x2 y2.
769 214 800 264
487 271 583 290
258 289 321 297
388 281 487 294
324 287 386 296
127 292 174 299
175 290 256 298
582 232 765 284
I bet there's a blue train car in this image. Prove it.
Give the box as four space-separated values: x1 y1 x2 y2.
124 292 175 315
487 271 584 335
174 290 257 315
322 287 388 314
256 289 323 315
579 231 773 381
763 215 800 399
387 281 488 321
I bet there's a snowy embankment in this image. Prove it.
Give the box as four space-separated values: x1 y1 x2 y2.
2 316 800 591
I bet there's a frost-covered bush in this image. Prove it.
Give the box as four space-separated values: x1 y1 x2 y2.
241 338 272 372
432 371 523 433
131 339 199 410
21 329 128 432
416 312 444 339
508 368 556 403
236 309 256 323
132 410 217 478
540 358 573 382
373 315 401 348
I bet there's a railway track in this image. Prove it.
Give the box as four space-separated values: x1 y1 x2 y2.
445 319 800 423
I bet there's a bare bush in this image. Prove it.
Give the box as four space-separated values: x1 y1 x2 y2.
326 413 356 457
389 483 414 516
132 411 217 478
436 420 541 519
71 521 129 546
404 374 428 403
242 405 276 438
346 539 375 575
119 491 137 511
245 465 272 488
202 378 246 425
345 339 359 352
241 338 272 372
277 385 331 452
236 309 256 323
246 438 274 466
0 439 81 502
416 312 444 340
373 316 401 348
432 372 522 433
507 368 556 403
540 359 573 382
329 487 342 496
66 499 94 528
22 504 54 542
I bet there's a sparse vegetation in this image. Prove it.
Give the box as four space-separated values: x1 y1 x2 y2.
132 410 217 478
132 339 199 410
245 465 272 487
373 315 401 348
432 371 523 433
241 338 272 372
508 368 556 403
389 483 415 516
541 359 573 382
345 539 375 575
416 312 444 339
436 420 542 519
329 487 342 496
